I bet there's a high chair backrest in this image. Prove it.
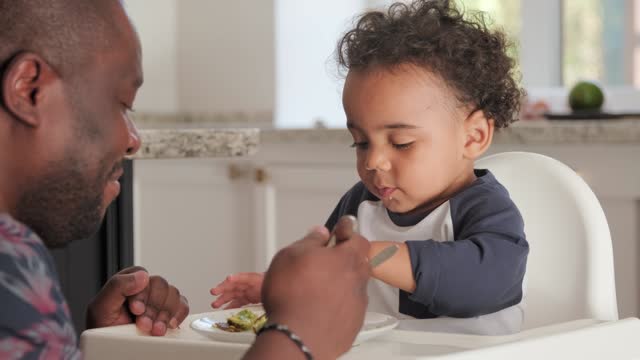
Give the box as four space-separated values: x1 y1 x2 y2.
476 152 618 329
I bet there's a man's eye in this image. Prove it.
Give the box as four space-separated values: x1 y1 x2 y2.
350 141 369 150
393 142 414 150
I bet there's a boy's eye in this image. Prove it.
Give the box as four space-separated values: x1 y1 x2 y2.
350 141 369 150
393 142 414 150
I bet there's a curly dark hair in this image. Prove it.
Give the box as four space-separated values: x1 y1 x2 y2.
337 0 524 128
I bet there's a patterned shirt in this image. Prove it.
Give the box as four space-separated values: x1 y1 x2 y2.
0 214 81 359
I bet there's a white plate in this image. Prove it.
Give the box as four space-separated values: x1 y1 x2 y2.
190 305 398 345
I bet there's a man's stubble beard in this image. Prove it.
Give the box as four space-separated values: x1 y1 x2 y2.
14 152 109 248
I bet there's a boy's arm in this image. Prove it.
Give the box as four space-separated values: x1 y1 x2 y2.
370 234 527 318
403 191 529 318
405 231 528 317
369 241 415 293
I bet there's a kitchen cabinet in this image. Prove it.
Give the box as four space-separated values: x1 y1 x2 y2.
133 158 256 313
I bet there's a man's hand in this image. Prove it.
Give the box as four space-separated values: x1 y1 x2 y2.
247 216 370 360
210 272 264 309
86 266 189 336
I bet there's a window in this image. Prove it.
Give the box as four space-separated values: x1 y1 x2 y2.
304 0 640 125
460 0 638 88
372 0 521 42
459 0 522 77
563 0 631 87
460 0 640 111
459 0 521 41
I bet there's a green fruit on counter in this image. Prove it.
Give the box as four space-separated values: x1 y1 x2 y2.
568 81 604 112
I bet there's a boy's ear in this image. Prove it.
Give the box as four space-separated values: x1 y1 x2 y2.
462 109 494 160
1 52 59 127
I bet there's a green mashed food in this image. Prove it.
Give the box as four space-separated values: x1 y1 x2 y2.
214 309 267 334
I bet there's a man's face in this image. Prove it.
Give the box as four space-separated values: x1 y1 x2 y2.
15 8 142 248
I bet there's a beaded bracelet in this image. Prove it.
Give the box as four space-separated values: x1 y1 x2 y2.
256 323 314 360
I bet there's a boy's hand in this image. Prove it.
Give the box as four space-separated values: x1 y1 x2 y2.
210 272 264 309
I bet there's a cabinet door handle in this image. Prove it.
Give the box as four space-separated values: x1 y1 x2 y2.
228 164 249 180
255 168 268 183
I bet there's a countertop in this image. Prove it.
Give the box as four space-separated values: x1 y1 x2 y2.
134 128 259 159
260 119 640 145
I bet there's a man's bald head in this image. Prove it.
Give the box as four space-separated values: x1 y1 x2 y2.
0 0 127 79
0 0 143 247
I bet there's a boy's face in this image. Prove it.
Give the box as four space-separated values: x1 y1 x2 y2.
343 64 477 214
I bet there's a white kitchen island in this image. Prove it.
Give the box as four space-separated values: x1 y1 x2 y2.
81 315 640 359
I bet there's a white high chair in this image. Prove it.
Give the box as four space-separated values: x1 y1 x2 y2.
476 152 619 329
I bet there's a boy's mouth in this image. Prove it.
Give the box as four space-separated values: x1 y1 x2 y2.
377 186 397 199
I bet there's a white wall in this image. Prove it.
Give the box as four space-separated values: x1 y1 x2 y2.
124 0 179 113
125 0 275 114
125 0 370 126
520 0 563 88
177 0 275 113
274 0 367 128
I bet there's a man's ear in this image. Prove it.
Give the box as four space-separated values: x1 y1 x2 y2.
462 109 494 160
1 52 59 127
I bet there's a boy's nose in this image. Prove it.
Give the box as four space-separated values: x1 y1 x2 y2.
365 148 391 172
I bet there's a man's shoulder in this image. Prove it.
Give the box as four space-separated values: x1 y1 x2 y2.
0 214 53 267
0 214 79 358
0 214 63 314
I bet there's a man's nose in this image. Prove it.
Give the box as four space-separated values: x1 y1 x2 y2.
125 118 141 156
